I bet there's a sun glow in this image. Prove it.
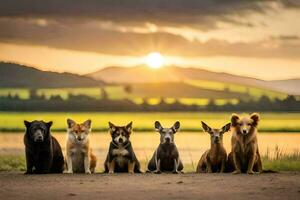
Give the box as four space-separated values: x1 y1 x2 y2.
145 52 165 69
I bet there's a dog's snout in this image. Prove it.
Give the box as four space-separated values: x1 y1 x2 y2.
77 136 82 141
119 138 124 143
242 130 247 134
214 136 220 143
165 136 171 143
36 135 43 141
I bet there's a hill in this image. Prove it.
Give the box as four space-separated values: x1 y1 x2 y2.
266 79 300 95
0 62 104 88
88 65 300 95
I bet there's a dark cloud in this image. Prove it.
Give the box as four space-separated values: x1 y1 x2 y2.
272 35 300 41
0 0 286 30
280 0 300 8
0 0 299 60
0 17 299 59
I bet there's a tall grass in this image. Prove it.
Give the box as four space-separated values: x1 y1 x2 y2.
0 155 26 171
1 147 300 172
262 146 300 171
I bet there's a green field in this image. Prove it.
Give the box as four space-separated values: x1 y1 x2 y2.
0 112 299 132
0 79 287 106
185 80 287 100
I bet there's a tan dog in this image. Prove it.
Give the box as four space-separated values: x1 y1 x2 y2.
197 122 231 173
65 119 97 174
227 113 262 174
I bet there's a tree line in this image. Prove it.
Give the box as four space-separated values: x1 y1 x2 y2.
0 89 299 112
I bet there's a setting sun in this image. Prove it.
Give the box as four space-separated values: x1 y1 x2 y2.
145 52 165 69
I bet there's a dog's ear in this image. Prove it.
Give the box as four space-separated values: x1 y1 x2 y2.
172 121 180 133
155 121 163 132
108 122 116 132
221 123 231 133
201 121 212 133
24 120 31 128
83 119 92 129
126 121 133 133
67 119 75 128
231 114 240 127
46 121 53 129
251 113 260 126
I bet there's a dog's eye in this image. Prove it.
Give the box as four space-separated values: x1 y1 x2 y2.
238 123 242 126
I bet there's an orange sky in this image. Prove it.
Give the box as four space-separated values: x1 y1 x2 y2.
0 0 299 80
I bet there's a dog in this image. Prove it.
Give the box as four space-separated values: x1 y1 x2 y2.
104 122 141 173
24 120 64 174
147 121 183 174
65 119 97 174
197 121 231 173
227 113 263 174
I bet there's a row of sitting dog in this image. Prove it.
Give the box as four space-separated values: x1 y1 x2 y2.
24 113 262 174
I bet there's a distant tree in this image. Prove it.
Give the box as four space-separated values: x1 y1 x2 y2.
29 88 38 99
224 87 230 93
124 84 133 94
206 99 217 111
49 95 63 101
100 87 108 100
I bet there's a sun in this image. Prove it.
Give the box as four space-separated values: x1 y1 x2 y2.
145 52 165 69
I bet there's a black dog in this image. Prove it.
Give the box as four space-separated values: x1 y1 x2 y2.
104 122 141 173
24 120 64 174
147 121 184 174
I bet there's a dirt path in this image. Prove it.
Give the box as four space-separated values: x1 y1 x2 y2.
0 172 299 200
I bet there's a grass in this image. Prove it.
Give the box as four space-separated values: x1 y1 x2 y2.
1 149 299 172
0 80 288 105
263 147 300 171
0 87 244 106
0 112 299 132
185 80 287 100
0 155 26 171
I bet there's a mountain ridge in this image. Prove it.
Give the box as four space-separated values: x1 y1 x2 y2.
0 62 104 88
87 65 300 95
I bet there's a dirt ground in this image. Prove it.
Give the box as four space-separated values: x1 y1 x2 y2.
0 172 299 200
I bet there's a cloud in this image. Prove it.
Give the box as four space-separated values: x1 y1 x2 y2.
0 17 299 60
0 0 299 61
0 0 294 30
272 34 300 41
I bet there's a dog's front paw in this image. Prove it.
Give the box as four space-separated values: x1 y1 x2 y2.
247 170 255 175
172 171 179 174
108 171 114 174
66 170 73 174
154 170 162 174
232 170 241 174
85 170 91 174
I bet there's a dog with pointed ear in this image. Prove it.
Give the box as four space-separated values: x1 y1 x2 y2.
65 119 97 174
227 113 263 174
147 121 184 174
24 120 64 174
104 122 141 174
197 121 231 173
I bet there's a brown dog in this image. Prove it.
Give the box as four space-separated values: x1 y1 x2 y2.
227 113 262 174
65 119 97 174
196 122 231 173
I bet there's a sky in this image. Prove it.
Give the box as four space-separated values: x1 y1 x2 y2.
0 0 300 80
